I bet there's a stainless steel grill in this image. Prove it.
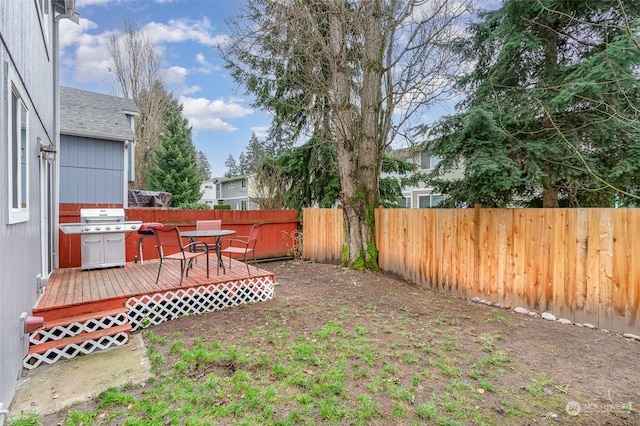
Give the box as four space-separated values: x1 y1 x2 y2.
59 208 142 270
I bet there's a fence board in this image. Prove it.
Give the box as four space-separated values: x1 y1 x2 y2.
303 207 640 335
553 209 569 320
574 210 590 324
599 209 614 331
611 209 629 332
629 215 640 331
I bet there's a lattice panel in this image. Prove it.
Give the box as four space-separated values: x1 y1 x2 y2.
126 275 275 331
29 312 129 345
23 332 129 370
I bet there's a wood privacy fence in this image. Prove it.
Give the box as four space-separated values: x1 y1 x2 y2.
302 207 640 335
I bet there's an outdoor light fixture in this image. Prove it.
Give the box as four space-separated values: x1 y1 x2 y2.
39 137 57 161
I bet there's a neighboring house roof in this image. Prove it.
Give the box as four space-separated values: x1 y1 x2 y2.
60 86 139 141
210 175 252 184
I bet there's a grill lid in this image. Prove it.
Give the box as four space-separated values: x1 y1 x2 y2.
80 208 125 223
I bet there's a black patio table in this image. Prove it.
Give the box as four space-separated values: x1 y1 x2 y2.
180 229 236 274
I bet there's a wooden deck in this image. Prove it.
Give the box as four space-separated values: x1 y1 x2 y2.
36 258 272 319
25 258 275 369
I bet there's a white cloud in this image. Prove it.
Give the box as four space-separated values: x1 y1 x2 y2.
180 96 254 133
194 52 220 74
162 66 201 95
59 17 97 49
144 18 229 48
163 66 188 84
60 17 112 84
250 126 270 138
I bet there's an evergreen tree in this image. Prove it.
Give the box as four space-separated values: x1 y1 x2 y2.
243 132 266 173
195 150 211 181
255 132 418 211
147 96 202 206
237 152 248 176
423 0 640 207
224 154 238 178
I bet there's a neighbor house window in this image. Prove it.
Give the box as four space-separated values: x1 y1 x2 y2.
420 151 442 170
241 178 247 188
8 77 29 223
241 200 247 210
418 194 444 208
398 196 411 208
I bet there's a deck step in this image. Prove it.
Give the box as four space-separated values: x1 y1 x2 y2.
30 307 130 345
43 306 129 329
24 324 132 370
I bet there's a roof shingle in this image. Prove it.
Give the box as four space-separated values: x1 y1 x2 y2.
60 86 139 141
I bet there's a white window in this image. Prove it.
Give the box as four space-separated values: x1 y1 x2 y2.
241 200 247 210
8 76 30 223
241 178 247 188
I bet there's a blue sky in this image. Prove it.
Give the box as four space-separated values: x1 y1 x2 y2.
59 0 500 179
59 0 268 179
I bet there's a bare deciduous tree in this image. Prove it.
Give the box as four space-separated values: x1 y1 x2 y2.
107 18 171 189
223 0 471 269
250 164 290 210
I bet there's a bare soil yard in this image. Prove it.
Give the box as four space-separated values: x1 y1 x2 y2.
43 260 640 425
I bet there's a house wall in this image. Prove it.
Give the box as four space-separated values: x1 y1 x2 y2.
200 179 217 208
218 178 259 210
59 135 125 204
220 178 248 209
0 0 54 413
384 147 463 208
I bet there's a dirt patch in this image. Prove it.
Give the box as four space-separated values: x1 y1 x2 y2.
42 260 640 425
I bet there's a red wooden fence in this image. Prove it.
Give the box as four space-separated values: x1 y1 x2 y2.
58 203 300 268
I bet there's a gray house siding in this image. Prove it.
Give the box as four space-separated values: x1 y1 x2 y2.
201 176 258 210
59 87 138 206
60 135 125 204
0 0 59 415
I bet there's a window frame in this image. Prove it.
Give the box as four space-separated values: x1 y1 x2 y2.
418 194 444 209
7 70 30 224
420 152 442 170
35 0 51 53
398 196 411 208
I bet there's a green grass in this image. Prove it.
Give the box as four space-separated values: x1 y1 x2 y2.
6 411 41 426
23 283 601 426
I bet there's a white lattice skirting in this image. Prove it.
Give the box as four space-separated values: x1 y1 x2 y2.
23 276 274 369
126 275 275 331
23 332 129 370
29 311 129 345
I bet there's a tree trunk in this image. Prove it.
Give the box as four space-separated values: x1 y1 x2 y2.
540 17 560 209
329 0 383 270
542 186 559 208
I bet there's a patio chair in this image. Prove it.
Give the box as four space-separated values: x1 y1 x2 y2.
154 226 209 286
194 220 222 254
219 223 262 275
